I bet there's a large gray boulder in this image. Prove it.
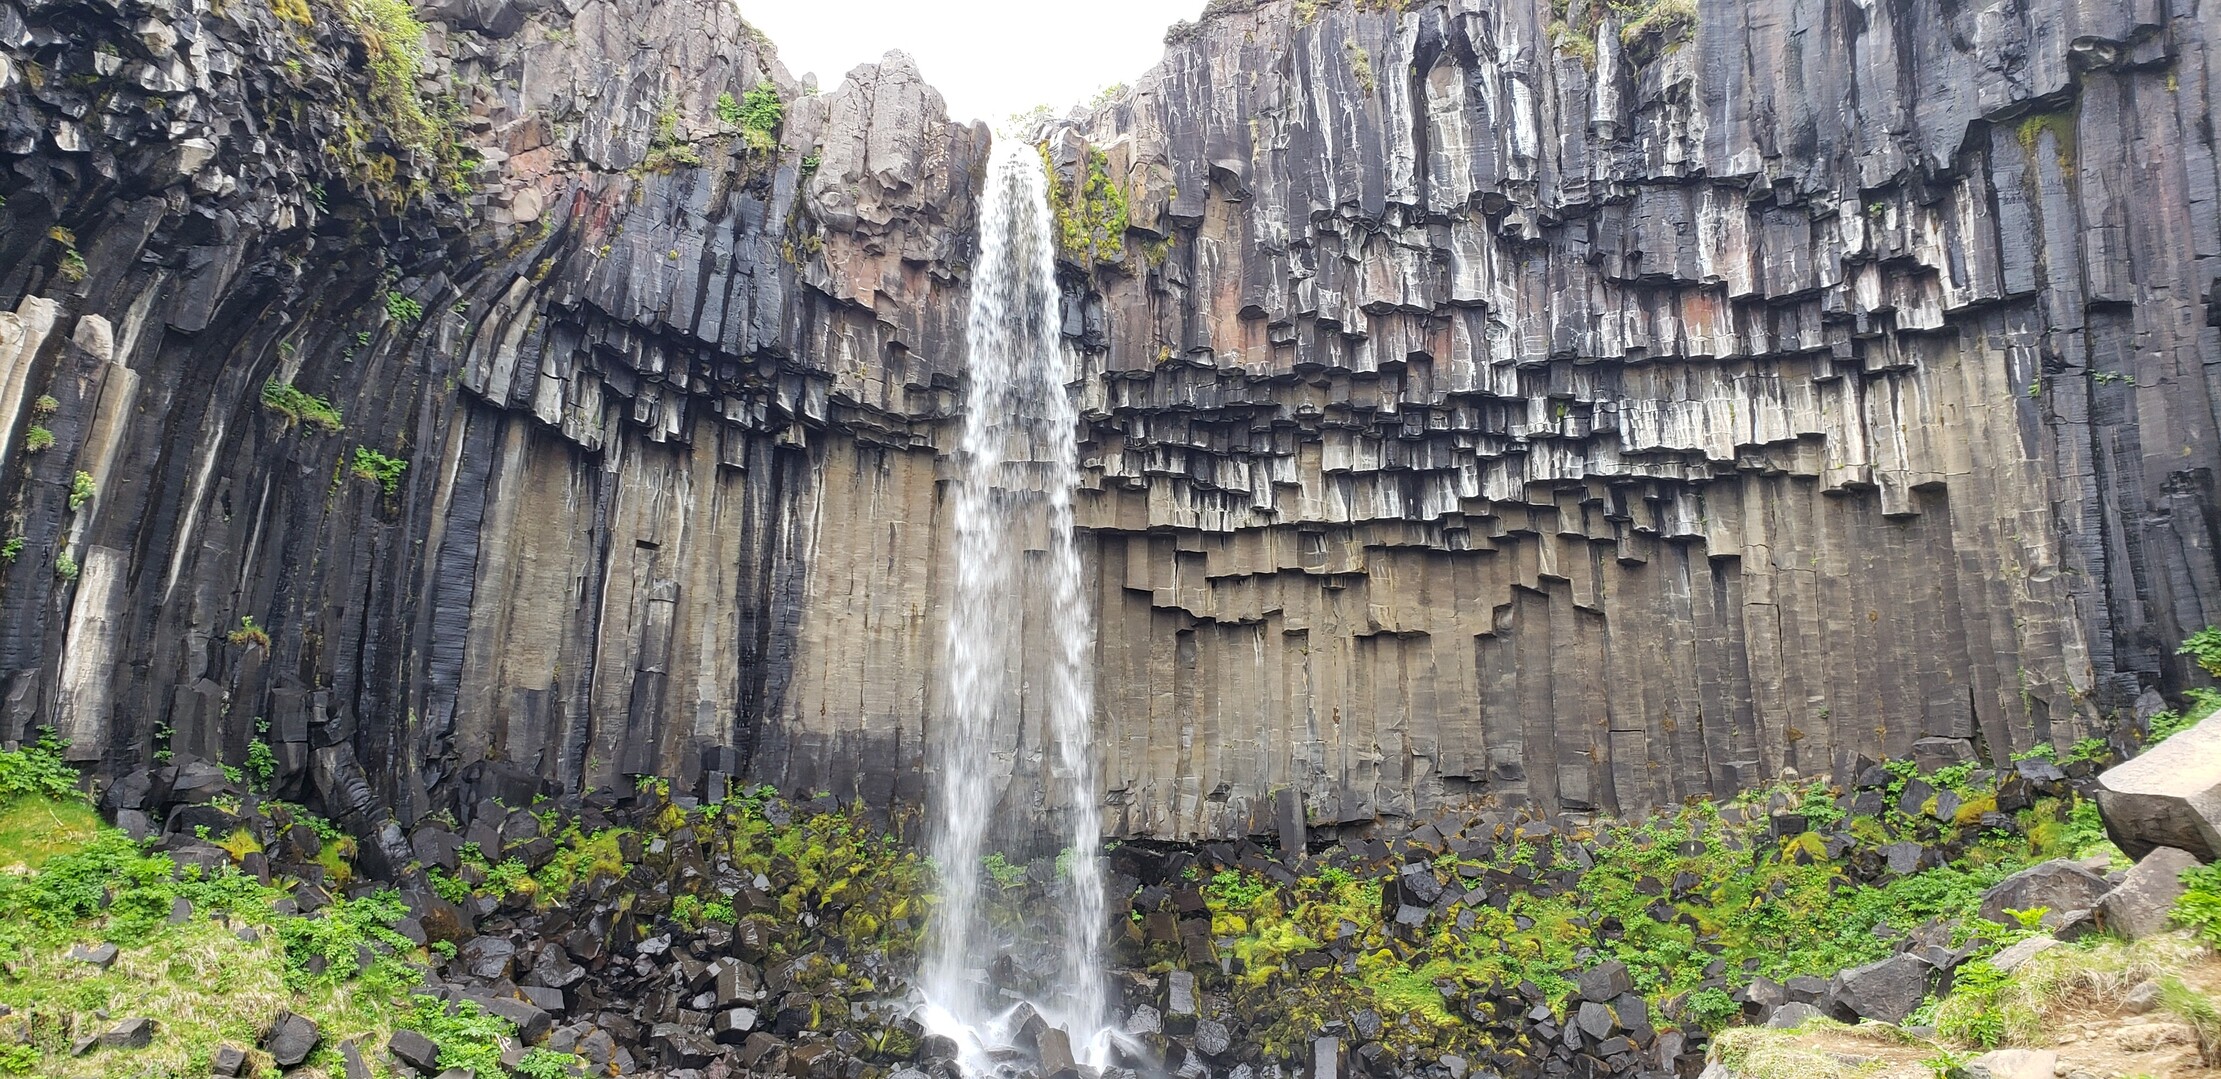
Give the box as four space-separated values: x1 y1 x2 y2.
1977 860 2112 925
2096 847 2202 940
1828 953 1933 1024
2098 709 2221 860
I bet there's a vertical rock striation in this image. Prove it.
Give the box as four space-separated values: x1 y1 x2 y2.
0 0 2214 840
1047 0 2216 835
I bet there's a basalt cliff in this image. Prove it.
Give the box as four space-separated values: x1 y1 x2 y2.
0 0 2215 842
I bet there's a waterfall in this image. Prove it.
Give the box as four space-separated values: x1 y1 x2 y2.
920 138 1110 1070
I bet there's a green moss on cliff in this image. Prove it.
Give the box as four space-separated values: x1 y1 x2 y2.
1042 145 1130 264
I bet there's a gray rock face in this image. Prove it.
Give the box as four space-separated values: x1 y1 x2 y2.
1763 1001 1822 1030
1986 935 2058 975
2098 712 2221 860
2096 846 2201 940
1827 953 1931 1024
0 0 2215 838
1978 860 2113 926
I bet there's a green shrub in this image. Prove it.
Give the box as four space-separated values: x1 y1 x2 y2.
395 995 514 1075
333 0 469 192
0 537 20 564
384 290 424 323
517 1048 585 1079
52 553 77 582
1204 868 1268 911
2183 626 2221 679
2163 976 2221 1066
0 729 82 803
2148 690 2220 744
350 447 408 495
426 870 471 904
22 426 53 453
227 616 272 650
641 101 704 171
2174 861 2221 947
983 852 1027 889
1682 987 1740 1033
29 396 56 417
66 471 93 512
261 380 345 433
1041 145 1128 262
734 81 784 153
1932 961 2016 1048
246 730 276 790
0 1044 36 1073
275 889 418 993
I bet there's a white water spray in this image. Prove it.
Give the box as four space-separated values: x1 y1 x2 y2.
920 138 1111 1071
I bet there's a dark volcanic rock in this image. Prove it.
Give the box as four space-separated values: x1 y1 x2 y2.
1578 961 1634 1003
389 1028 442 1075
211 1045 249 1077
263 1012 320 1068
2095 847 2202 940
2097 718 2221 860
0 0 2204 843
1978 861 2113 926
99 1018 154 1050
1830 953 1933 1024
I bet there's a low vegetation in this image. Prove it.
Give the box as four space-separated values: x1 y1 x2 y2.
331 0 477 200
261 379 345 433
1041 145 1130 263
1152 754 2104 1063
722 82 785 154
1547 0 1697 66
350 446 408 496
0 735 586 1078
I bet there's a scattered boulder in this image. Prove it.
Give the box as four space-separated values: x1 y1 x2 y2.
1986 935 2059 974
1313 1036 1343 1079
2096 711 2221 860
99 1017 154 1049
712 1007 759 1044
1579 960 1634 1003
1828 953 1931 1024
1035 1026 1078 1079
264 1011 321 1068
1163 970 1199 1034
2123 979 2164 1014
338 1038 374 1079
1976 860 2111 925
487 996 552 1042
459 935 517 980
1193 1018 1232 1058
68 942 119 969
1964 1049 2057 1079
389 1028 442 1074
1765 1002 1824 1029
211 1044 248 1077
2096 847 2201 940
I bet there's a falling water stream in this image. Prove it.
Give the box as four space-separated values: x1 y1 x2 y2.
919 138 1111 1073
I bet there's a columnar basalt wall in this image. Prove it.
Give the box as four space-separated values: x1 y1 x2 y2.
0 0 2214 841
1047 0 2220 835
0 0 988 829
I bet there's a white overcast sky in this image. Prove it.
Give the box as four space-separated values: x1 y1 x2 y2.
738 1 1207 125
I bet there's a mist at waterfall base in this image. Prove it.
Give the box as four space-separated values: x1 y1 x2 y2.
915 139 1117 1075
